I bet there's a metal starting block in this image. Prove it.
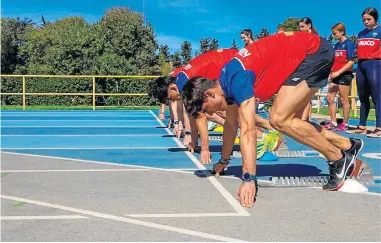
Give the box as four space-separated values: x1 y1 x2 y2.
232 150 325 158
208 135 223 141
269 161 375 187
273 150 325 158
270 174 375 187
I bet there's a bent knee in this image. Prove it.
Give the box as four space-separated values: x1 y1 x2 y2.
269 115 288 132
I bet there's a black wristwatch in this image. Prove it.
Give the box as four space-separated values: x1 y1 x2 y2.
241 172 257 182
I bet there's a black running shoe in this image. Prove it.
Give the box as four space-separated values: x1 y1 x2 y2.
323 150 355 191
346 138 363 160
345 138 364 177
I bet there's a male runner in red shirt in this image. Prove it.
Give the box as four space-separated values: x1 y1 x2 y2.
182 32 364 207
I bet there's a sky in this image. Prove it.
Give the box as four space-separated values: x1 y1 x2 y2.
2 0 381 53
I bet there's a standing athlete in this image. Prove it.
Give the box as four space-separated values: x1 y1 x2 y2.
347 7 381 137
325 23 356 131
182 32 364 207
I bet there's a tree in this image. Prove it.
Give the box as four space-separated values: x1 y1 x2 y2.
171 51 182 68
255 28 270 39
180 40 192 64
41 15 47 26
1 17 34 74
208 38 219 51
22 17 99 75
157 44 172 75
199 38 210 54
97 7 158 75
231 39 239 49
278 17 300 31
158 45 170 62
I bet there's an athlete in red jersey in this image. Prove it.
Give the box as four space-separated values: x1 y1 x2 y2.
170 48 239 98
182 32 364 207
168 66 185 77
150 49 238 162
348 7 381 137
324 23 356 132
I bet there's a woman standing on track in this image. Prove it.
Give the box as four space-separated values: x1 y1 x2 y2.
324 23 356 131
347 7 381 138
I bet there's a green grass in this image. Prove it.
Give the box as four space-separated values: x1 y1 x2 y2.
1 172 9 177
11 201 25 207
312 108 376 121
1 105 161 110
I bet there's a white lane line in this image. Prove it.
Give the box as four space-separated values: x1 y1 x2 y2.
0 152 274 186
0 195 247 242
124 213 241 218
1 215 88 220
0 169 151 173
149 110 250 216
0 151 199 173
1 147 169 150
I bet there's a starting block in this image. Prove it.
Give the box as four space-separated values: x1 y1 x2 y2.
228 149 376 189
208 135 223 141
269 161 375 188
272 150 325 158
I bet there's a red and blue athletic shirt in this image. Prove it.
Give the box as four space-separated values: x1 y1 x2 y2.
332 38 356 72
226 31 321 102
175 49 238 91
168 66 185 77
357 25 381 60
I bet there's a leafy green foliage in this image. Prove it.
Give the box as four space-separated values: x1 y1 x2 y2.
278 17 300 31
1 17 34 74
180 41 192 64
171 51 182 68
255 28 270 39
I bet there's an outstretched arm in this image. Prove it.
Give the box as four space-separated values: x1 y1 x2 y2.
220 105 239 160
237 97 257 208
238 97 257 175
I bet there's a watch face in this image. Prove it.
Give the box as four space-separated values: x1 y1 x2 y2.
242 173 250 180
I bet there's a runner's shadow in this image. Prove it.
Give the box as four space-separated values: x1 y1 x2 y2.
167 145 240 153
194 164 323 178
162 135 176 138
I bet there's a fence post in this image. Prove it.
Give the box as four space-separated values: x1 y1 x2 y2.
22 76 26 110
92 77 96 110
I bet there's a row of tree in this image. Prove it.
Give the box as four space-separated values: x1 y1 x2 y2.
3 7 360 77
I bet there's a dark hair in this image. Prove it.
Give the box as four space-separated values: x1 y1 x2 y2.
299 17 319 34
240 29 254 41
362 8 379 22
181 76 218 118
148 76 176 104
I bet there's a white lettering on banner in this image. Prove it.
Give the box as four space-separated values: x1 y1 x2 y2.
238 48 251 58
358 40 375 46
184 64 192 70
